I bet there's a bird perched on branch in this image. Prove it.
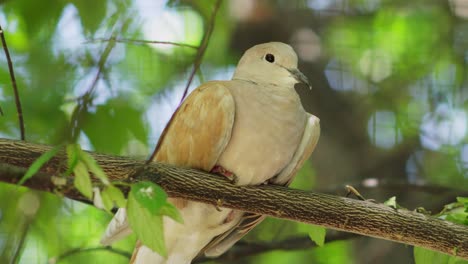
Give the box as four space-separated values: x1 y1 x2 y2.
101 42 320 264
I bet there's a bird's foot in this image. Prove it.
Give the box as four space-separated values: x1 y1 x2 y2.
211 165 238 184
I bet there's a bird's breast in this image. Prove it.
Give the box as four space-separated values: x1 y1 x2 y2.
217 82 307 186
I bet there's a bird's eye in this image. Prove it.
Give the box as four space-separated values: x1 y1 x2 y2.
265 53 275 63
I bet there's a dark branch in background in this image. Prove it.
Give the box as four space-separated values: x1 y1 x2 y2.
0 25 25 140
52 246 131 262
85 37 199 49
0 139 467 260
179 0 222 103
194 232 358 263
68 18 128 142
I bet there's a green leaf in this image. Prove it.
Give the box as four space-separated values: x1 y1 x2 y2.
290 162 316 189
307 225 326 247
66 144 80 175
101 185 127 212
160 203 184 224
446 213 468 226
71 0 107 33
439 197 468 226
127 191 167 257
414 247 433 264
457 197 468 214
7 0 65 37
101 188 113 212
107 98 148 144
18 145 61 185
79 149 110 185
414 247 467 264
384 196 401 209
130 182 168 215
81 101 148 155
73 161 93 199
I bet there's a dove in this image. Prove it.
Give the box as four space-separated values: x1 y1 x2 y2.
101 42 320 264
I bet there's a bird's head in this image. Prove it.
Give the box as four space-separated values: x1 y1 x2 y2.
233 42 310 89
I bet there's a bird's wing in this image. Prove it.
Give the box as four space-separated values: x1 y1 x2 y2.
203 114 320 257
101 81 235 246
270 114 320 186
151 81 235 170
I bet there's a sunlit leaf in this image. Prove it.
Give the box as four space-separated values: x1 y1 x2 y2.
18 145 61 185
100 190 112 212
456 197 468 207
130 182 168 215
127 191 166 256
290 162 316 189
101 185 127 212
446 213 468 226
71 0 107 33
384 196 401 209
5 0 65 36
66 143 80 175
81 101 148 155
120 45 180 95
307 225 326 247
1 14 29 52
79 148 110 185
73 161 93 199
108 98 148 144
439 197 468 226
414 247 466 264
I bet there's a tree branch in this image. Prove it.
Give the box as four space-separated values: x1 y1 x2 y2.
0 138 467 259
85 37 199 49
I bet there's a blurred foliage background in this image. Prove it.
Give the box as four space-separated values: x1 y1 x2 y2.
0 0 467 263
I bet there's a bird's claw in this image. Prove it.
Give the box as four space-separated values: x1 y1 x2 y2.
211 165 238 184
215 199 223 212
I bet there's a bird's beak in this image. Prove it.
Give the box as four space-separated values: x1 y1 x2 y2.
287 68 311 89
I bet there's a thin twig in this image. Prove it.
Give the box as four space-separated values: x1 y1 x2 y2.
148 0 223 162
179 0 223 103
87 35 117 97
68 19 124 142
0 25 25 140
52 246 131 263
85 37 199 49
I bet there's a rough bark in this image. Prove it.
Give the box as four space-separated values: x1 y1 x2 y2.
0 138 467 259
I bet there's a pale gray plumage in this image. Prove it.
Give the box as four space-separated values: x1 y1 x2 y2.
101 42 320 264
